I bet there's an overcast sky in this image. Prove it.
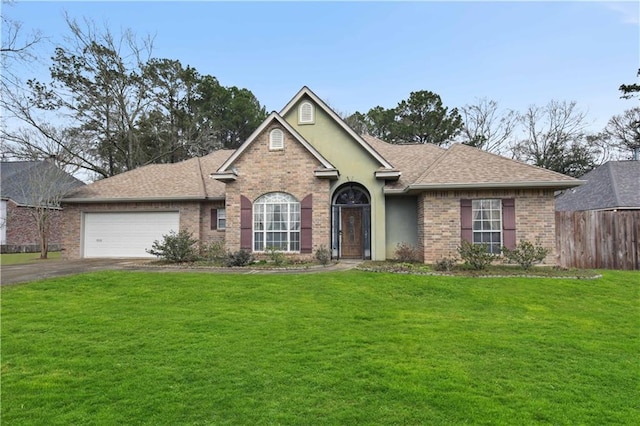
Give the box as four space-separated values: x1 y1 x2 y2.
4 1 639 133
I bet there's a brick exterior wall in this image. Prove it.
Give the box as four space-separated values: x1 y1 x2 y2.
61 200 210 259
2 200 64 252
223 123 331 258
200 200 226 246
60 123 332 260
418 189 557 264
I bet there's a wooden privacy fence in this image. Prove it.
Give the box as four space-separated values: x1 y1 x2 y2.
556 210 640 270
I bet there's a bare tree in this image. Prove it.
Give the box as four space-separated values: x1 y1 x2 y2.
18 160 83 258
460 98 517 154
511 100 601 177
4 15 155 178
1 0 45 91
605 107 640 160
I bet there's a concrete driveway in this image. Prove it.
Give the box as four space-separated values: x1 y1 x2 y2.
1 258 361 286
1 258 146 286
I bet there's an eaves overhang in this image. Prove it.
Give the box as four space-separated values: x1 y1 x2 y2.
62 196 225 204
314 168 340 179
384 180 585 195
375 170 401 181
211 171 238 182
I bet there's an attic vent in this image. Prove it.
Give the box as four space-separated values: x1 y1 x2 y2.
299 101 314 124
269 128 284 150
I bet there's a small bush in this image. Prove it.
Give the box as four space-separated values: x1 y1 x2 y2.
200 240 226 264
394 242 420 263
503 240 549 270
265 246 287 266
457 241 496 270
147 230 199 263
434 256 457 272
225 249 254 267
315 245 331 266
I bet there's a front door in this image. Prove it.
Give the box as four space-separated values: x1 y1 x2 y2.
341 207 363 258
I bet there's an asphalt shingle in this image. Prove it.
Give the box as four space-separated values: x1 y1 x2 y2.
555 161 640 211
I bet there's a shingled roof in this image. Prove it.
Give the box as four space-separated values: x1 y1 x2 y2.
64 150 233 202
1 160 85 206
555 161 640 211
362 135 581 193
63 131 583 202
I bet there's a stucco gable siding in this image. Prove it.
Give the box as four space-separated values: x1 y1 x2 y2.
283 97 383 175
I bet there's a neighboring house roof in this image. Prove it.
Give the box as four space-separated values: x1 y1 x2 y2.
1 160 85 206
64 150 233 203
555 161 640 211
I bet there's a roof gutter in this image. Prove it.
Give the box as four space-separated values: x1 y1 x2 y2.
384 180 585 195
62 196 225 204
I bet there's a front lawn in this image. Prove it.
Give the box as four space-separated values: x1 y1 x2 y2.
0 251 61 265
2 270 638 424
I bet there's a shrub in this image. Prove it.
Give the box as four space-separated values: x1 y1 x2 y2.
200 240 226 264
225 249 254 267
457 240 496 270
503 240 550 270
265 246 287 266
146 230 199 263
315 245 331 266
434 256 457 272
394 242 420 263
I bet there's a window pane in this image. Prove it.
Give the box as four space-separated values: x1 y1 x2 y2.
253 192 301 252
254 232 263 251
290 232 300 251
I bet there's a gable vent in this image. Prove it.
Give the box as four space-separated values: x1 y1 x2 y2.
299 101 314 124
269 128 284 150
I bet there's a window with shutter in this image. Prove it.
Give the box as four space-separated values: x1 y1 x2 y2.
211 208 226 230
252 192 300 252
299 101 314 124
461 198 514 254
269 128 284 150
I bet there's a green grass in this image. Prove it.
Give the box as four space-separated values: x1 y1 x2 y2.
0 251 61 265
2 270 638 425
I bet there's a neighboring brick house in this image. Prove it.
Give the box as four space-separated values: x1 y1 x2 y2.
1 160 84 253
62 87 582 263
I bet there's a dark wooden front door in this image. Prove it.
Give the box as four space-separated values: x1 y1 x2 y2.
341 207 363 258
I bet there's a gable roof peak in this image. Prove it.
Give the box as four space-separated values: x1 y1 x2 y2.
279 86 395 170
213 111 335 176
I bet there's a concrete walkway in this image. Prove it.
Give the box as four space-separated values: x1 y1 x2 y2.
1 258 362 286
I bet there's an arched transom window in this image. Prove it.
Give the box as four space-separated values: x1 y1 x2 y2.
253 192 300 252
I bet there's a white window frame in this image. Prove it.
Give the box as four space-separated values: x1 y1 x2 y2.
298 101 314 124
269 128 284 150
217 208 226 230
253 192 300 252
472 199 503 254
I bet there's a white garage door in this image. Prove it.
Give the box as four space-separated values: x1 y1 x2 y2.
83 212 180 258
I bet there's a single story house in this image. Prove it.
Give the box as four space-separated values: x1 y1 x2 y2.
555 160 640 211
1 160 85 253
62 87 581 263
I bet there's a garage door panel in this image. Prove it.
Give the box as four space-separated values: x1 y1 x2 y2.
83 212 179 258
